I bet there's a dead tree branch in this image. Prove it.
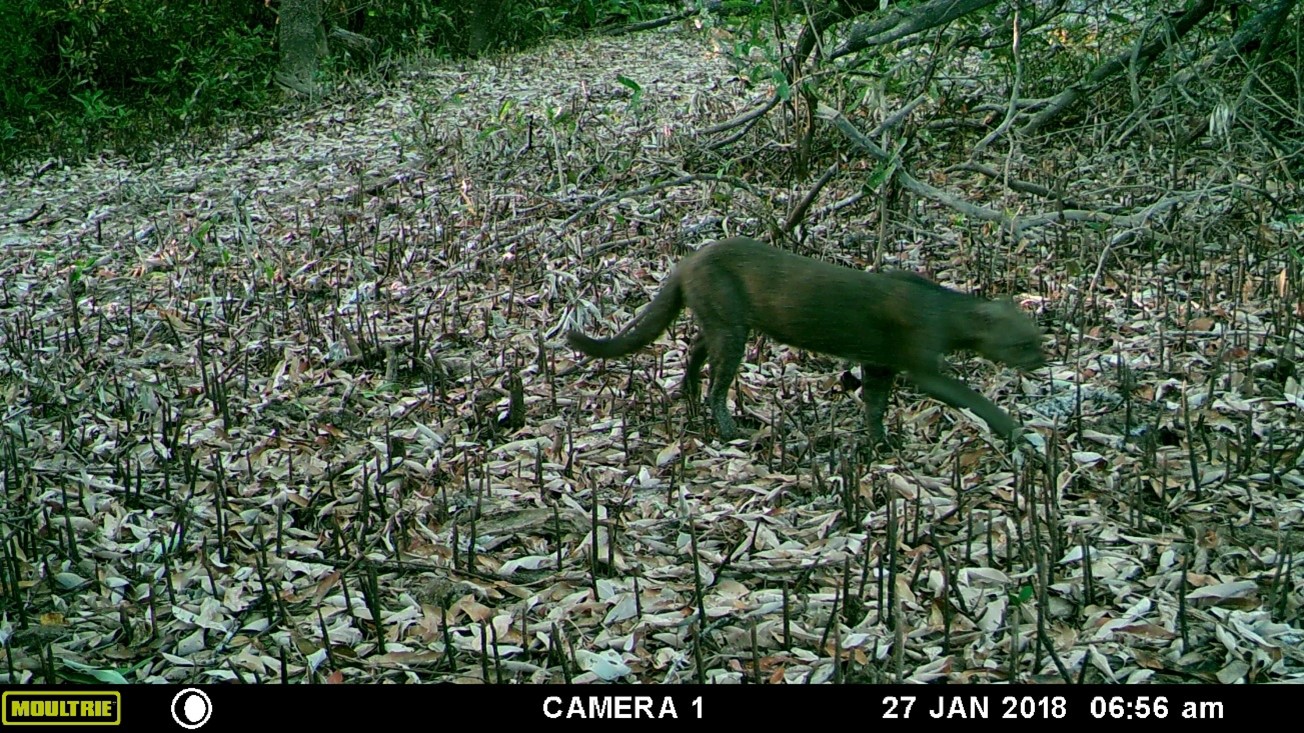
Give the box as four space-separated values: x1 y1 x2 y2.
1180 0 1298 143
781 161 839 235
1223 0 1298 61
1010 196 1195 237
1021 0 1218 136
703 93 782 148
788 0 877 74
604 0 760 36
972 7 1023 155
820 102 1199 237
829 0 999 60
819 102 1009 224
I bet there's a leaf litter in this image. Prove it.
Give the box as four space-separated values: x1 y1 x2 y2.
0 22 1300 685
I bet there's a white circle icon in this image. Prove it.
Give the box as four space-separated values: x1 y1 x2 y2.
171 688 212 730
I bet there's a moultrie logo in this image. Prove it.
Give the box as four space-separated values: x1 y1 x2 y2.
2 690 121 725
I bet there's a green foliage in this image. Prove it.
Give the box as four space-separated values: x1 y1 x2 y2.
616 74 644 111
0 0 674 170
324 1 661 60
0 0 276 169
573 0 658 27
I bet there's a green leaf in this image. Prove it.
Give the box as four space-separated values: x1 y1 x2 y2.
60 659 132 685
616 75 643 108
865 159 898 189
615 75 641 94
771 69 790 100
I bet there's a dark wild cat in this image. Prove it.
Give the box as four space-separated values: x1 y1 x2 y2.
568 237 1045 440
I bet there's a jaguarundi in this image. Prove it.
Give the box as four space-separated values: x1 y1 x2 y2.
567 237 1045 441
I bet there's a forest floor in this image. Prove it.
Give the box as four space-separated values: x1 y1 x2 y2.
0 20 1301 684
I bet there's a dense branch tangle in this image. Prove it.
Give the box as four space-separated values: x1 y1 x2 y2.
704 0 1293 241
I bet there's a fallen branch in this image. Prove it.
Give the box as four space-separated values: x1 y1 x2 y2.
1009 197 1192 237
1181 0 1297 144
9 203 46 225
946 161 1089 210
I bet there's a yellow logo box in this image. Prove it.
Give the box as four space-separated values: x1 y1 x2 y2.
3 691 121 726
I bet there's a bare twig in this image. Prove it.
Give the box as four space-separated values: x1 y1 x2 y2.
877 94 928 135
973 6 1022 155
781 161 839 235
703 94 782 136
946 161 1088 210
704 93 782 148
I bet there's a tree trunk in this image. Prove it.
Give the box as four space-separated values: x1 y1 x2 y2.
277 0 325 96
467 0 506 57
